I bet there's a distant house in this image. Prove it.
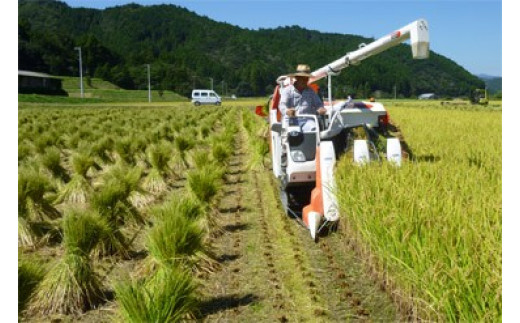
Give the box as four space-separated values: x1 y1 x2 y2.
18 70 66 95
418 93 436 100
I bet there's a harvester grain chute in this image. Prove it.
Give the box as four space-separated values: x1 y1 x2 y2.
266 19 430 241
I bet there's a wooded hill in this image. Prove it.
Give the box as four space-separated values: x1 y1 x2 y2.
19 0 484 98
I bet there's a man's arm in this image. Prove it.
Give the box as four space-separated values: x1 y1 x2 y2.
312 90 326 115
279 87 295 117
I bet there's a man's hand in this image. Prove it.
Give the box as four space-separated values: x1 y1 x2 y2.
317 107 327 115
286 108 296 117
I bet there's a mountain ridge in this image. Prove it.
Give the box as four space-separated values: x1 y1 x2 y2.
18 0 485 97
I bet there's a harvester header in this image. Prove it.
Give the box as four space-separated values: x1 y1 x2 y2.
308 19 429 84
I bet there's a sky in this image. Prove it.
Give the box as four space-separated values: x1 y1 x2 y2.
60 0 503 77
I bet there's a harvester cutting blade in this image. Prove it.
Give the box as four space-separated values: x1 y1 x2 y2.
386 138 402 166
307 211 322 242
353 140 370 165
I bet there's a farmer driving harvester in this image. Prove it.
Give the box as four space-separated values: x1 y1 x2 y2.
278 64 326 168
279 64 327 132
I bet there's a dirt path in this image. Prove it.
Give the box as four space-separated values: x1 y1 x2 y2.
200 112 400 322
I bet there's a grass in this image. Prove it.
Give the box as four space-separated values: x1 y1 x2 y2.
18 167 59 222
71 152 97 178
17 101 246 321
187 165 224 205
175 134 195 166
18 256 45 314
27 209 107 315
19 76 189 104
40 147 69 181
242 109 269 170
190 149 213 169
90 171 142 256
55 174 92 205
143 141 173 194
146 201 206 269
115 267 198 322
211 143 231 165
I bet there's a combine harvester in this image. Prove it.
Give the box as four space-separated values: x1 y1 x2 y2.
267 19 430 241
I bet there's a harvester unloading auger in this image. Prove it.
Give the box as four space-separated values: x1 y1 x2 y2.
267 19 429 241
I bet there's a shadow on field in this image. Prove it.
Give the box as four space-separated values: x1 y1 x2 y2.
215 253 241 263
219 205 250 214
199 293 259 317
222 223 250 232
225 177 247 185
414 154 441 163
227 168 247 176
223 189 237 196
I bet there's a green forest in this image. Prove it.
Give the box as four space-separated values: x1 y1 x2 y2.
19 0 484 98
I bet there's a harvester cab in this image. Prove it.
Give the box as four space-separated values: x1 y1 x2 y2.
471 88 489 105
268 19 430 241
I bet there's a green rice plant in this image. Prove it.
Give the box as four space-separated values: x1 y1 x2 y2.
212 131 233 147
130 135 148 160
54 174 92 205
169 194 203 221
241 109 269 170
146 141 172 173
187 165 223 205
90 191 132 257
211 143 231 165
18 167 59 223
27 209 107 315
62 132 82 150
128 189 155 210
40 147 69 181
174 134 195 167
142 141 172 194
158 123 175 141
190 149 213 169
34 133 56 154
91 167 142 256
151 194 204 224
248 138 269 170
71 152 97 178
91 136 114 163
91 179 132 220
98 162 143 198
18 140 33 163
114 136 135 164
142 168 167 195
144 197 209 274
172 121 182 133
115 267 198 322
18 216 38 248
199 125 210 139
54 152 97 205
18 256 45 314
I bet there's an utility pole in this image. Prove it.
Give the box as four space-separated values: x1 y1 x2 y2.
393 84 397 100
209 77 213 91
146 64 151 103
192 75 197 89
221 80 224 95
74 47 83 98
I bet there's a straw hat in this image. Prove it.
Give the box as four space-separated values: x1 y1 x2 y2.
289 64 312 77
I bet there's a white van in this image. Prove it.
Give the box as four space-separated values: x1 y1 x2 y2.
191 89 221 106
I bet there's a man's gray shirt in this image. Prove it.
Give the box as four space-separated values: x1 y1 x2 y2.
279 85 323 116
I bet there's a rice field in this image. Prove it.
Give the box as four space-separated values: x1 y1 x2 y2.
18 98 502 322
335 101 502 321
18 102 239 320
